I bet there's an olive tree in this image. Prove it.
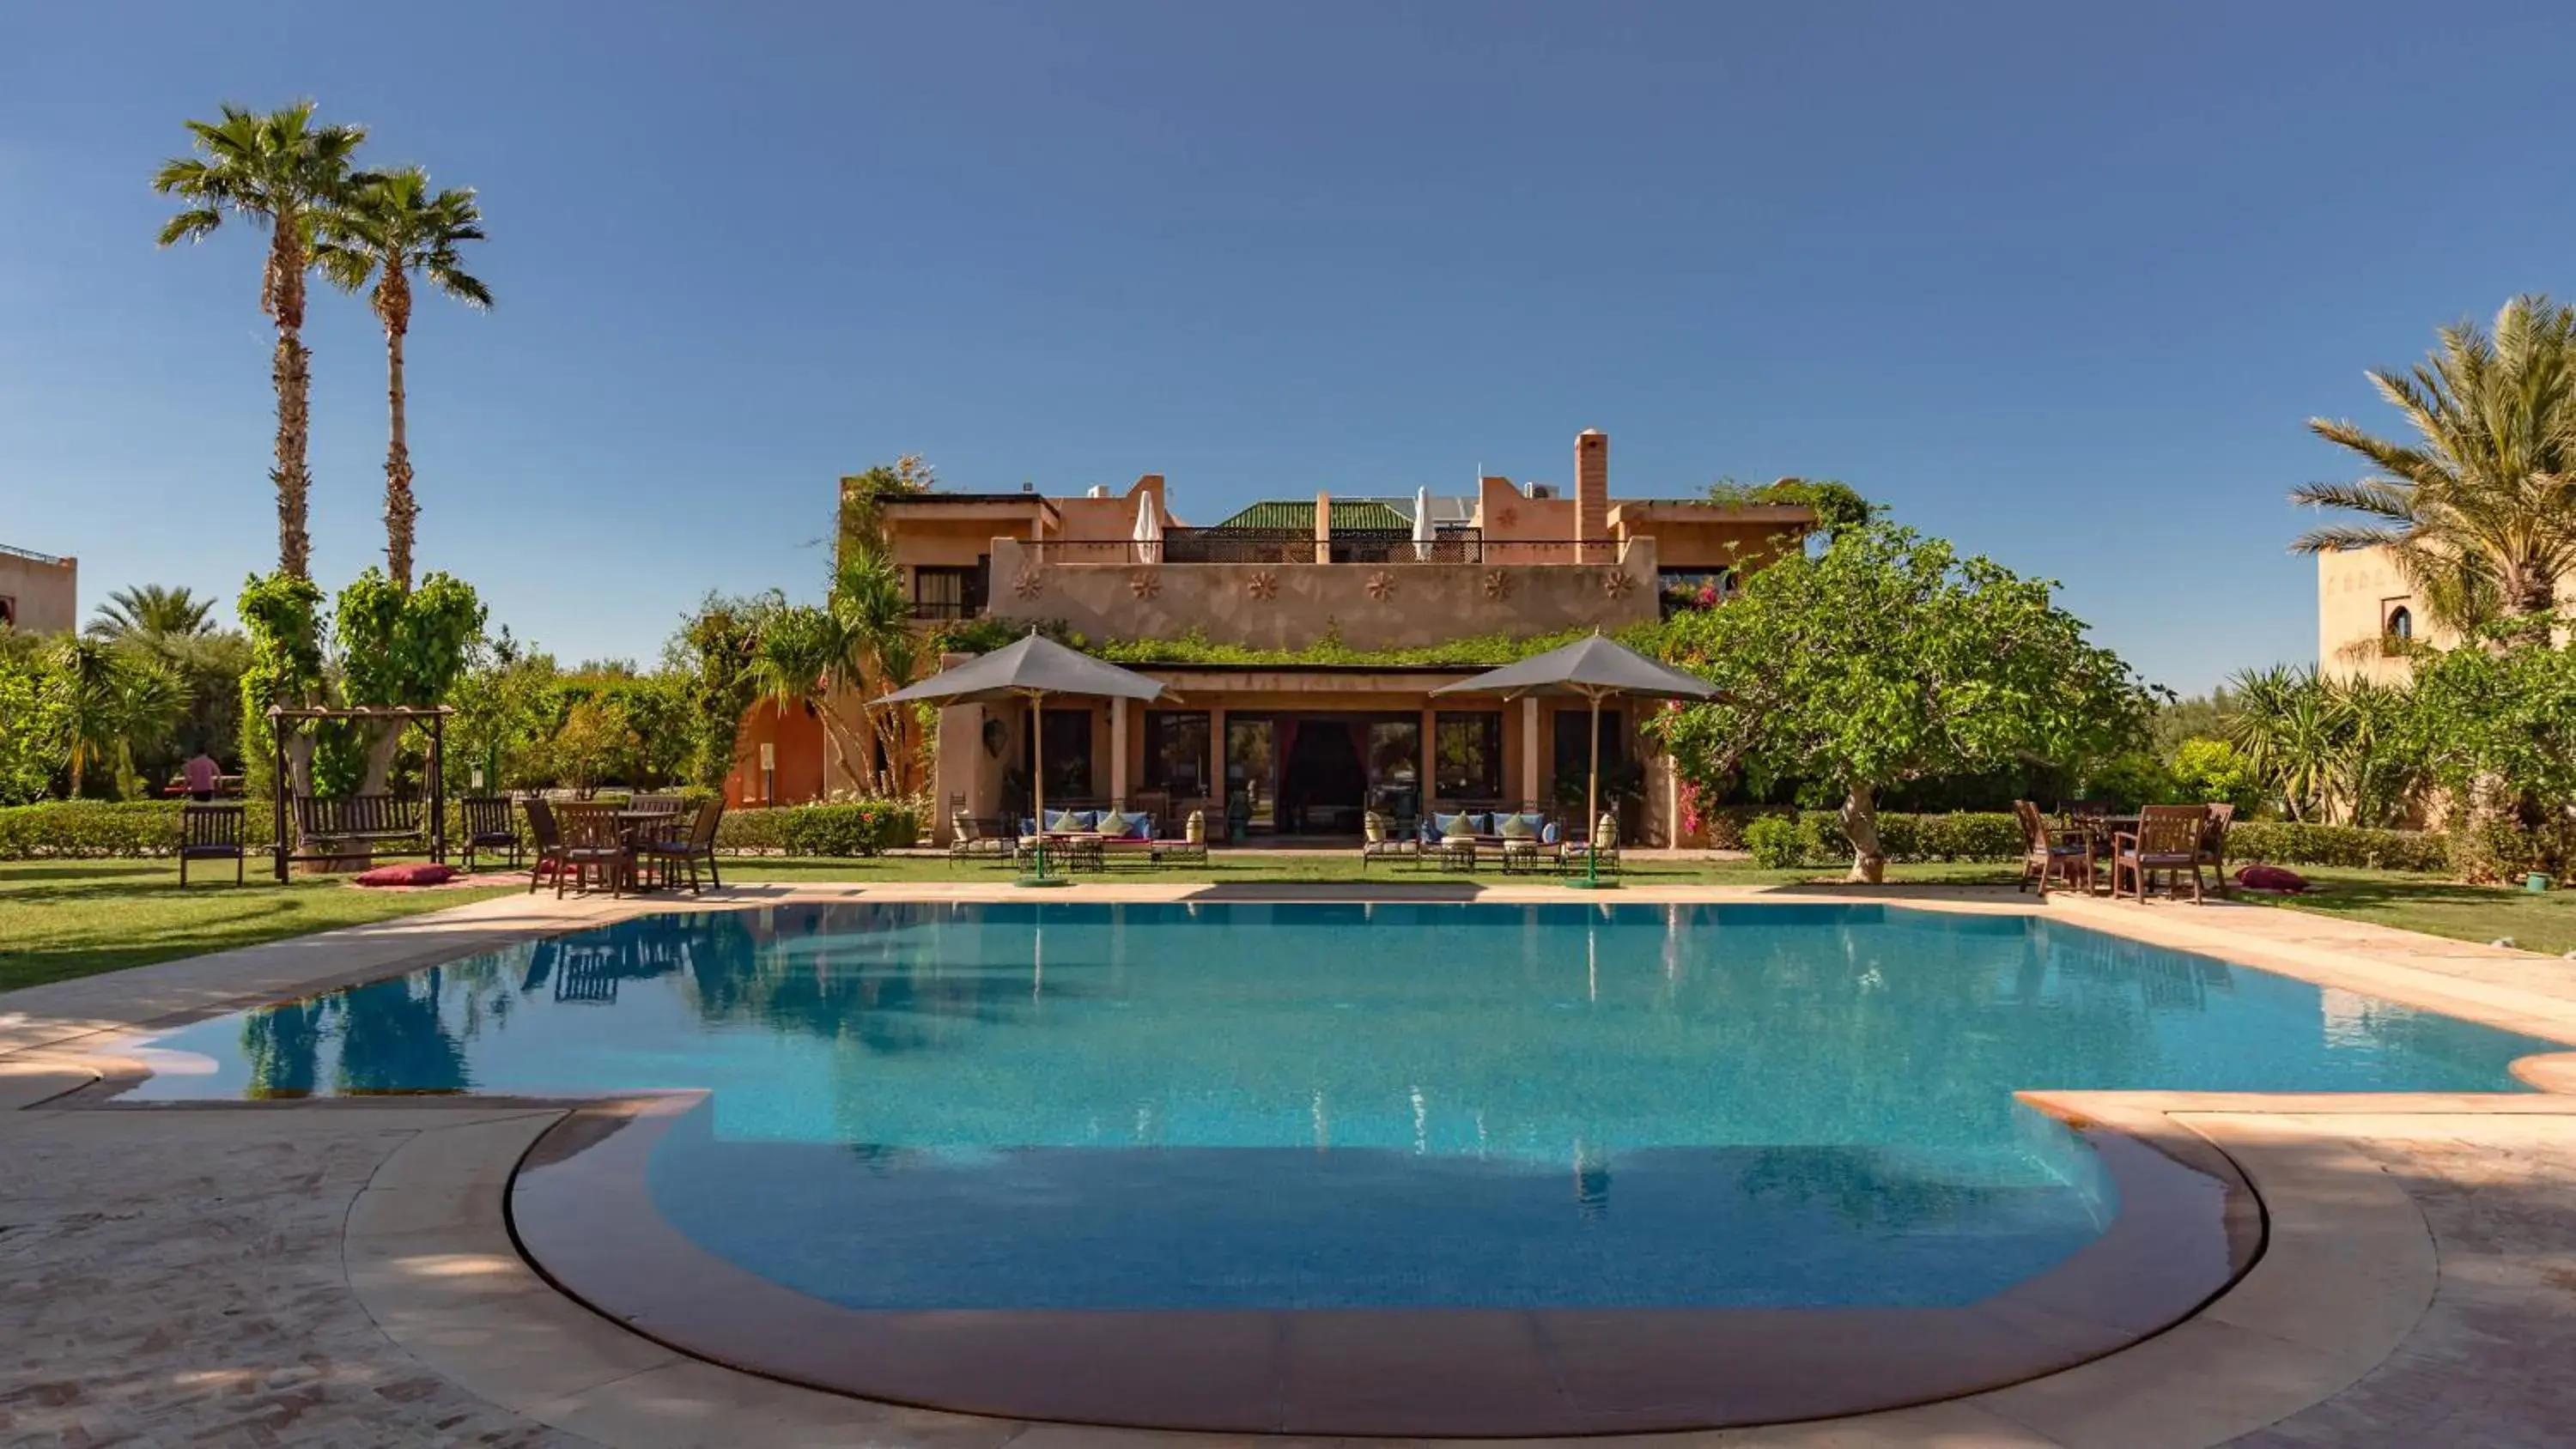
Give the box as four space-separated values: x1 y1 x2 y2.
1654 524 2156 881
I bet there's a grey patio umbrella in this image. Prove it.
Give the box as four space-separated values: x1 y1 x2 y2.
1430 632 1714 888
883 631 1168 886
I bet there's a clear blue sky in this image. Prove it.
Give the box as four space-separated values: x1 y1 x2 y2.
4 1 2571 693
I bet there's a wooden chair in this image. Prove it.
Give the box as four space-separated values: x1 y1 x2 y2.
627 793 683 815
2014 800 2093 896
178 803 246 887
461 796 519 872
1359 810 1418 870
524 797 569 894
638 798 725 894
2111 804 2211 903
552 803 632 898
2196 803 2236 896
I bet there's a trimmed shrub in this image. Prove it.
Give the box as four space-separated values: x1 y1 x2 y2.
2228 821 2448 874
1741 814 1806 868
774 800 925 858
0 801 246 858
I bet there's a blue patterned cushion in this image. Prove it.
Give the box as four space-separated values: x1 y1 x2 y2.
1541 820 1561 845
1019 817 1036 838
1462 813 1493 836
1432 812 1469 840
1044 809 1083 833
1115 811 1153 840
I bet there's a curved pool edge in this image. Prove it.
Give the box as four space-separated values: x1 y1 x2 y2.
504 1093 2260 1436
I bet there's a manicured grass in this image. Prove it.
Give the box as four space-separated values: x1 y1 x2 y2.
0 862 514 993
2251 866 2576 958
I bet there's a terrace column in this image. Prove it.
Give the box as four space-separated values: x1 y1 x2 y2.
1521 696 1541 811
1419 704 1438 815
1315 492 1333 565
1110 696 1130 808
1208 704 1226 828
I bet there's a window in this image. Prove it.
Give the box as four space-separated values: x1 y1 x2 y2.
1023 708 1094 799
1142 711 1212 797
0 595 14 629
2384 603 2414 650
913 564 987 620
1433 712 1503 801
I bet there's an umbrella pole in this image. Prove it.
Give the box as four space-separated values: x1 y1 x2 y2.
1018 689 1068 888
1570 688 1619 890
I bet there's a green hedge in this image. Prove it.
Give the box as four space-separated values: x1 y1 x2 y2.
2227 822 2448 873
0 796 927 862
1731 808 2451 875
1740 810 2026 868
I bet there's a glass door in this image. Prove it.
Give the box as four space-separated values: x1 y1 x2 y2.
1225 717 1275 837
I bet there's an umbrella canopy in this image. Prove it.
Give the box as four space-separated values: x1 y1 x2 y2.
1132 491 1163 564
882 631 1168 707
1412 486 1435 561
1427 632 1713 703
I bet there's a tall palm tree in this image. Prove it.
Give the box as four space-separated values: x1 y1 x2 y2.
314 169 492 590
87 585 218 641
154 102 368 581
2293 295 2576 641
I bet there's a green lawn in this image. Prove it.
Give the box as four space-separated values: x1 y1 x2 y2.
2251 866 2576 958
6 852 2562 998
0 862 514 993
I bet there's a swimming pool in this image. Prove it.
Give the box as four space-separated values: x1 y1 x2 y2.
132 900 2544 1307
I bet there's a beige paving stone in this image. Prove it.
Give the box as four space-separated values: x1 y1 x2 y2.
1973 1315 2354 1448
530 1356 1024 1449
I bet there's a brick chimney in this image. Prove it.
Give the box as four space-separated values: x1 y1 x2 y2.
1575 429 1609 555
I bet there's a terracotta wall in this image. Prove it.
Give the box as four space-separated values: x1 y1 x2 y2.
725 697 829 807
985 536 1659 650
0 550 77 634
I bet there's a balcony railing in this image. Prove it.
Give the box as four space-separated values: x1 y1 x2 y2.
1022 530 1625 567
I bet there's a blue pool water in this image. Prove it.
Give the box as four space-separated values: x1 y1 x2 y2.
130 901 2554 1310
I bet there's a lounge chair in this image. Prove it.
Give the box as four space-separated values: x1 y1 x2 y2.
2111 804 2211 903
1360 810 1418 870
2014 800 2093 895
949 811 1013 861
461 796 519 872
178 803 246 887
1150 810 1208 864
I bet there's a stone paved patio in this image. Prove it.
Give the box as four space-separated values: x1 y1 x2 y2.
7 882 2576 1446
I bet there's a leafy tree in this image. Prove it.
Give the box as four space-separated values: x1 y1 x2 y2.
2406 640 2576 878
1706 477 1880 541
88 584 219 640
155 102 368 580
671 592 777 790
835 455 935 566
2149 688 2240 758
2223 665 2421 827
2166 737 2263 814
315 168 492 590
42 638 186 798
237 571 329 797
1653 524 2155 881
832 554 923 791
333 569 488 792
2293 294 2576 640
0 652 64 803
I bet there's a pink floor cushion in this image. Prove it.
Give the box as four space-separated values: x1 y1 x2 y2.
354 862 459 888
2234 864 2309 894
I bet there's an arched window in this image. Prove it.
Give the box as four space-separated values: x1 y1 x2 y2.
2385 605 2413 645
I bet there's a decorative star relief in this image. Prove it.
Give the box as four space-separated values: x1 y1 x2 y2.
1012 568 1047 600
1128 570 1162 601
1602 570 1636 599
1495 506 1518 529
1482 570 1516 600
1246 570 1279 601
1365 571 1398 602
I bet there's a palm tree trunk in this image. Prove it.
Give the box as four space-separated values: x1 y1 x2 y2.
383 322 415 591
265 222 313 580
380 269 416 591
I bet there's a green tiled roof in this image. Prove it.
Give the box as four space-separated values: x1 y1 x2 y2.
1212 499 1413 532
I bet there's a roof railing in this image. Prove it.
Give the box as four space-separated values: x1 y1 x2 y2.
1023 534 1628 567
0 543 72 566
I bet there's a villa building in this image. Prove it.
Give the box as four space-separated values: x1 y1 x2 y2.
2318 547 2576 682
727 431 1814 846
0 543 77 634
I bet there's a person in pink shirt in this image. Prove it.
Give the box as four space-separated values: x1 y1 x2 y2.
181 751 220 801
